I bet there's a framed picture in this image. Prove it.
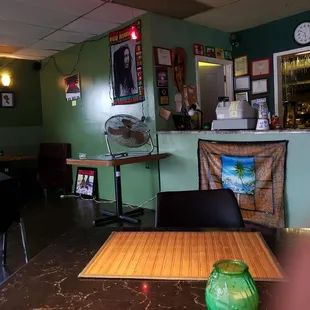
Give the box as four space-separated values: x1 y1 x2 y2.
224 50 232 60
153 47 172 66
206 47 215 58
251 97 267 109
234 56 248 77
74 167 98 199
235 92 249 101
64 74 81 101
215 48 225 59
158 87 169 105
1 92 14 108
193 43 204 56
234 75 250 91
251 58 271 77
252 79 268 95
156 67 168 87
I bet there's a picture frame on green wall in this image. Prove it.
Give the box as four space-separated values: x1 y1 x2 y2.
206 47 215 58
1 92 14 108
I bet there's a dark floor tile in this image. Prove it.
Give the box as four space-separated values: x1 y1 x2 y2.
0 196 155 284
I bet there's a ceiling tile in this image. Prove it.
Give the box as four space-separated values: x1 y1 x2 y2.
0 36 37 48
28 40 74 51
195 0 240 8
14 48 57 57
0 1 78 29
44 30 94 43
63 18 119 35
13 0 104 16
187 0 310 32
0 20 54 39
85 3 145 23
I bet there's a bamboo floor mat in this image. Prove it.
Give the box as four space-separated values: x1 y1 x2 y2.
79 231 285 281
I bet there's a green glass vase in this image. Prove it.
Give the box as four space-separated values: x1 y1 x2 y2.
205 260 259 310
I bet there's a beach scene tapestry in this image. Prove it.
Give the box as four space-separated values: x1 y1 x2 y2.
198 140 288 228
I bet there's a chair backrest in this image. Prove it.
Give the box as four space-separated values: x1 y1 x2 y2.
37 143 72 189
156 189 245 228
0 176 20 233
38 143 71 172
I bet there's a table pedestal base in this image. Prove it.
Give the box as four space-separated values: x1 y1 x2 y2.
93 208 144 226
93 165 144 226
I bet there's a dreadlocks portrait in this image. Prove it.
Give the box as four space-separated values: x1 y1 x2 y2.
112 42 138 98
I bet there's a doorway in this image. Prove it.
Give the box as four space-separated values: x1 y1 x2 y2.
195 56 233 124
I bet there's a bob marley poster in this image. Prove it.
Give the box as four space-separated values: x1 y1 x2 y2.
64 74 81 101
109 20 145 105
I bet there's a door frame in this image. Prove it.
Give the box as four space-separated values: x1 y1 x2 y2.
195 55 234 107
273 45 310 121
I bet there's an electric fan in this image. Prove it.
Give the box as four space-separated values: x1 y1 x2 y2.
104 114 154 158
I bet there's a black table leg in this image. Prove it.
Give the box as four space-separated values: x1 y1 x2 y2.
94 165 144 226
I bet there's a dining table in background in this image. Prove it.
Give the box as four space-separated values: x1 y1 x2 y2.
0 227 306 310
67 153 169 226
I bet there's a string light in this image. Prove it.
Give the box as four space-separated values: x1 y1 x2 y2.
130 25 139 40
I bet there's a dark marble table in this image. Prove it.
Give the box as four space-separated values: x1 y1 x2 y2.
0 227 308 310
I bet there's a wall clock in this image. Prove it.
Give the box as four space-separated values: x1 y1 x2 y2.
294 22 310 45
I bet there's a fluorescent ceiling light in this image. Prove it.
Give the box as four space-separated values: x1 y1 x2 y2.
198 62 221 67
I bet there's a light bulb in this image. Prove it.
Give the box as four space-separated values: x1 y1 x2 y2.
1 75 11 87
130 26 139 40
188 109 195 117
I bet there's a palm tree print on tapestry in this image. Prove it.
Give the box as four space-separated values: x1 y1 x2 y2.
221 155 256 196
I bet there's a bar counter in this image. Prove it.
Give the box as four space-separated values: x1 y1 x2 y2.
0 227 308 309
157 130 310 227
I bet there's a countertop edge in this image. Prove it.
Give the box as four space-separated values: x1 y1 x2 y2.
157 129 310 135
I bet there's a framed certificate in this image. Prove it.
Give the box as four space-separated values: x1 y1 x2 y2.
234 55 248 77
153 47 172 66
235 92 249 101
251 58 271 77
234 75 250 91
252 79 268 95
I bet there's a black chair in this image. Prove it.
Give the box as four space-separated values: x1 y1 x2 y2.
156 189 245 228
0 174 29 266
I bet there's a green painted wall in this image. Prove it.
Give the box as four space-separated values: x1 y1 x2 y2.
40 13 230 208
148 14 231 131
0 58 42 127
233 10 310 114
158 132 310 228
40 14 160 208
0 58 42 154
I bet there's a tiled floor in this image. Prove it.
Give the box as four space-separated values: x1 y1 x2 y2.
0 195 155 284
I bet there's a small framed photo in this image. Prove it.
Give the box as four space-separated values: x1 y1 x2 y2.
74 167 98 199
224 50 232 60
251 58 271 77
251 97 267 109
64 73 81 101
234 75 250 91
156 67 168 87
252 79 268 95
206 47 215 58
193 43 204 56
235 92 249 101
215 48 225 59
153 47 172 66
1 92 14 108
234 55 248 77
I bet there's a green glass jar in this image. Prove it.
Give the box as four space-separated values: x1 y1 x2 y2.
205 260 259 310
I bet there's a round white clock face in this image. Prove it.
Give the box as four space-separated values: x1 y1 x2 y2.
294 22 310 45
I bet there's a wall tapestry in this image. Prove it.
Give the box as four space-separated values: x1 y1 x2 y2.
109 20 144 105
198 140 288 228
64 74 81 101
